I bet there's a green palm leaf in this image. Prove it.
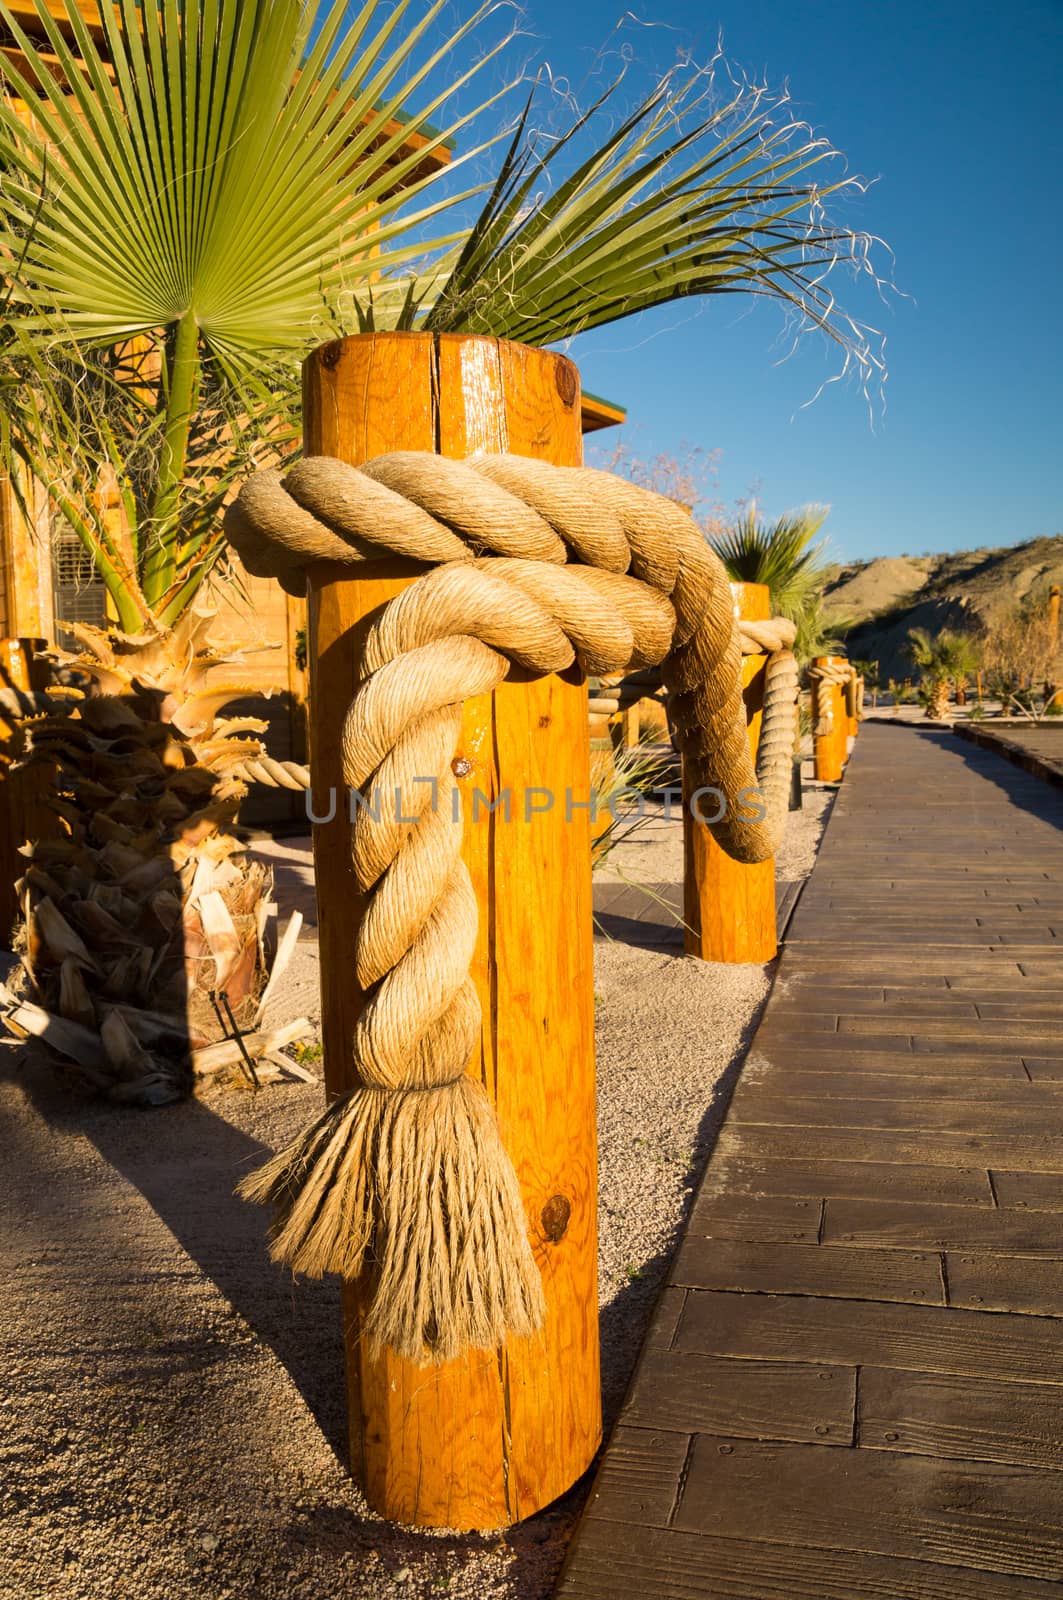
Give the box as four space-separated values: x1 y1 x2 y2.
711 504 833 621
0 0 509 370
419 57 887 396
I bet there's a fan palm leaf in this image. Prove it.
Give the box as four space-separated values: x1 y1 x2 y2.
417 54 887 397
0 0 513 612
0 0 508 369
906 626 980 681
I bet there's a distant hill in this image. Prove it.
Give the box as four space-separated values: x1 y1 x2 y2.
823 534 1063 680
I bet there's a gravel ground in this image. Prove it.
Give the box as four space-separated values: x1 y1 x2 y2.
0 778 833 1600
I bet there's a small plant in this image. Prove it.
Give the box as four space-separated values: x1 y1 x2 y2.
906 627 980 721
851 657 880 706
590 740 673 871
980 595 1061 722
794 595 853 669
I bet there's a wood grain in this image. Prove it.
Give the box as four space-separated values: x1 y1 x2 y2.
675 1291 1063 1384
686 1193 823 1243
733 1069 1047 1104
811 655 846 782
715 1125 1063 1173
304 332 598 1528
992 1171 1063 1211
946 1253 1063 1315
557 1522 1063 1600
620 1351 856 1443
823 1199 1063 1253
733 1097 1063 1135
859 1366 1063 1468
675 1435 1063 1578
670 1237 944 1304
704 1154 994 1205
582 1425 689 1527
743 1044 1028 1077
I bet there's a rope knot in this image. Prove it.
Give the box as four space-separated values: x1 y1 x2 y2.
231 450 801 1364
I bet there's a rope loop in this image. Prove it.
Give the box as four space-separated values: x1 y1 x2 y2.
808 658 855 737
230 450 800 1364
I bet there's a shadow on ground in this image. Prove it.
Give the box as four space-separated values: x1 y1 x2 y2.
4 1049 348 1459
873 722 1062 832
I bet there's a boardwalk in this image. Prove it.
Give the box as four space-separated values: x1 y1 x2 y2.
558 722 1063 1599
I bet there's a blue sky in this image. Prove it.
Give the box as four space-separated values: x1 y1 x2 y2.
440 0 1062 563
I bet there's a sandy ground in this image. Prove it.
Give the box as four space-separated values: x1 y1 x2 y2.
0 770 833 1600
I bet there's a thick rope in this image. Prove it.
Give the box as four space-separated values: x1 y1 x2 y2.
738 617 797 655
227 451 799 1365
844 670 865 722
809 658 854 737
228 756 311 791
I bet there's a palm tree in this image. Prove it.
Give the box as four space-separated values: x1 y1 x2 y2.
851 657 880 706
710 503 850 674
710 504 833 623
0 0 508 1098
906 627 981 721
0 0 889 1100
792 596 853 670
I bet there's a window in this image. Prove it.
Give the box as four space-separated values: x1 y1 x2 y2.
50 520 107 649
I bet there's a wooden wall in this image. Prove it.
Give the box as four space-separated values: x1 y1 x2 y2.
207 560 308 828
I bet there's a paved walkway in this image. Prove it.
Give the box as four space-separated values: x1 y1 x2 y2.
557 722 1063 1598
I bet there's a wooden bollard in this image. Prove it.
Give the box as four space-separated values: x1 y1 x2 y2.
303 333 600 1530
813 655 846 782
683 581 776 963
847 673 859 740
838 673 854 767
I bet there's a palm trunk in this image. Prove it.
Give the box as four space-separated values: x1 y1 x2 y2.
7 612 293 1104
926 678 951 721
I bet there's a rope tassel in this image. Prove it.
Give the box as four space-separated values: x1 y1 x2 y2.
237 1071 545 1363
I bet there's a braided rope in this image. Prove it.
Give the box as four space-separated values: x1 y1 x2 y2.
844 670 866 722
228 451 799 1364
738 617 797 655
228 756 311 791
808 658 854 737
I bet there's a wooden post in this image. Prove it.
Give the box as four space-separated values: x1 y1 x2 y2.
0 472 55 642
813 655 846 783
846 668 860 739
835 667 851 771
0 637 59 940
1049 585 1061 641
302 332 599 1530
683 581 776 964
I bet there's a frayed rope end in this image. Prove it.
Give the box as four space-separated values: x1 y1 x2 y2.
237 1076 545 1366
